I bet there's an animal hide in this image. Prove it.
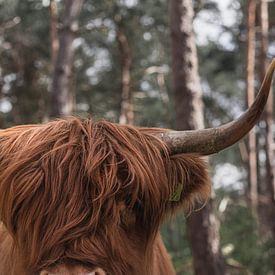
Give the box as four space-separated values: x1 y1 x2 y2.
0 118 210 274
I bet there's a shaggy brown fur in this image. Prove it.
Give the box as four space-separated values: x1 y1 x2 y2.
0 117 210 274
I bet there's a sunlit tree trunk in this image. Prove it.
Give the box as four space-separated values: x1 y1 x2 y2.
50 0 83 118
116 27 134 125
245 0 258 211
169 0 226 274
258 0 275 271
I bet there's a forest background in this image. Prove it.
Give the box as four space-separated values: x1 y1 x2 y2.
0 0 275 274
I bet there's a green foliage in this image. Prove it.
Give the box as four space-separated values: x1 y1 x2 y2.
162 215 193 275
217 189 274 274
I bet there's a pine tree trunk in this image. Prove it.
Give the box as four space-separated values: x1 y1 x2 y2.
50 0 83 118
169 1 226 274
245 0 258 211
258 0 275 272
116 27 134 125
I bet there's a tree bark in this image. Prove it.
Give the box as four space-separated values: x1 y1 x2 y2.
50 0 84 118
169 0 226 274
116 27 134 125
245 0 258 211
169 0 203 130
258 0 275 272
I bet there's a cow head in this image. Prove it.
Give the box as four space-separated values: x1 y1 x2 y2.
0 59 274 274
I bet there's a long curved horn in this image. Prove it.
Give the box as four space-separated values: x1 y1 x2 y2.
160 59 275 155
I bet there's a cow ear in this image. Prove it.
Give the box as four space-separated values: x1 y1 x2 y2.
165 154 211 212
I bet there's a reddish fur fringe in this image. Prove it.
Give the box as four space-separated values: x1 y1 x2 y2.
0 117 210 274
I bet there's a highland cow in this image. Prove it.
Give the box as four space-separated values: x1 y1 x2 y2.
0 59 274 275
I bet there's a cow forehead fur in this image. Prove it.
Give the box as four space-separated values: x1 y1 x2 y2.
0 117 210 274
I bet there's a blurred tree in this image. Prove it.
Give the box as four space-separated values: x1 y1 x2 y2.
0 1 275 273
74 0 171 125
49 0 59 73
169 0 226 274
245 0 257 211
219 189 274 275
115 22 133 125
50 0 84 118
0 0 50 125
258 0 275 271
